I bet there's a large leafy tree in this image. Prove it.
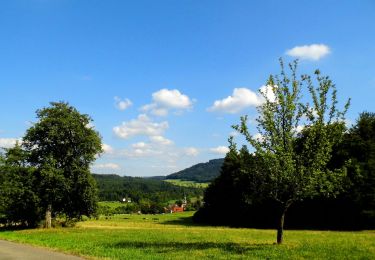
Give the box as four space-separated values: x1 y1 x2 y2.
233 60 350 244
22 102 102 227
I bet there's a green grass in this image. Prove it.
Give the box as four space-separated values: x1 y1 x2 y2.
164 179 209 188
98 201 125 209
0 212 374 259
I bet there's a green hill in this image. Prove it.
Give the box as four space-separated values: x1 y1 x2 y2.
166 158 224 183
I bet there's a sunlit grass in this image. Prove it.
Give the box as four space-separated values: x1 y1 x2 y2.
164 179 209 188
0 212 374 259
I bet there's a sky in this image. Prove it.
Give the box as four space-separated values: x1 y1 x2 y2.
1 0 375 177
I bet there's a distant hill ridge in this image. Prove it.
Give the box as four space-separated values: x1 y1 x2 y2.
166 158 224 183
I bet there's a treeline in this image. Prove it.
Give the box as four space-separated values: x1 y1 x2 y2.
194 112 375 230
94 174 204 203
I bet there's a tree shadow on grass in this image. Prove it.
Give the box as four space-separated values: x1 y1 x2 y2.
159 215 213 227
109 241 273 254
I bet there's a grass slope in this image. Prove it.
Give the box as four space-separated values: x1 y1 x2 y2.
0 212 374 259
164 179 209 188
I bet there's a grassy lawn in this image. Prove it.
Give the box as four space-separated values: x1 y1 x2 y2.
0 212 374 259
164 179 209 188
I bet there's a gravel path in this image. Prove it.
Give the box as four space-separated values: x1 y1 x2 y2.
0 240 84 260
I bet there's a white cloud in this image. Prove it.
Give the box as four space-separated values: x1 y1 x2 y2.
208 88 263 114
253 133 264 141
149 135 173 146
113 114 169 139
102 143 114 154
132 142 149 149
114 97 133 111
141 103 169 116
208 85 279 114
259 85 277 103
153 89 192 109
123 143 161 157
210 146 229 155
141 89 193 116
93 163 120 170
286 44 330 61
184 147 199 156
0 138 21 149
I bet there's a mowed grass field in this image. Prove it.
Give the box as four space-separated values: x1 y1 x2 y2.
164 179 209 188
0 212 374 259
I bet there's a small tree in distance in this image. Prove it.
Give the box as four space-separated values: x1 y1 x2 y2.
233 59 350 244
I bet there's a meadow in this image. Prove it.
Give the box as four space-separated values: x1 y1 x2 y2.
164 179 209 188
0 212 374 259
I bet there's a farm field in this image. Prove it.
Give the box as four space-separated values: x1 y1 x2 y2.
0 212 374 259
164 179 210 188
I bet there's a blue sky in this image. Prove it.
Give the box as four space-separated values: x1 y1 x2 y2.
1 0 375 176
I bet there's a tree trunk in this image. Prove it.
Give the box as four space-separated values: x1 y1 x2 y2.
45 204 52 229
277 210 286 244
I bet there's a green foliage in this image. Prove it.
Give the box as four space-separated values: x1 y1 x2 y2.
94 174 203 204
22 102 102 220
232 60 349 243
0 144 42 226
0 102 101 227
195 112 375 230
324 112 375 226
97 202 139 216
166 159 224 182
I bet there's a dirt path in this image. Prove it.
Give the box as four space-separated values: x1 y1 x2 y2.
0 240 84 260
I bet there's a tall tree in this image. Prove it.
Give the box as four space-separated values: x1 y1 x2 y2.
233 60 350 244
22 102 102 227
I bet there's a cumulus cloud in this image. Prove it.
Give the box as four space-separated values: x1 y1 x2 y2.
286 44 330 61
132 142 149 149
141 89 193 116
0 138 21 148
93 163 120 170
150 135 173 146
124 142 162 157
184 147 199 156
102 143 114 154
210 146 229 155
209 84 280 114
153 89 192 109
141 103 169 116
114 97 133 111
113 114 169 139
208 88 263 114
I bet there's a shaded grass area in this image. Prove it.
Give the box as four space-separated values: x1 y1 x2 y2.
0 212 374 259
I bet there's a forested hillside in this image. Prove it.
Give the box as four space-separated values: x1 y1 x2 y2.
93 174 203 203
166 158 224 182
